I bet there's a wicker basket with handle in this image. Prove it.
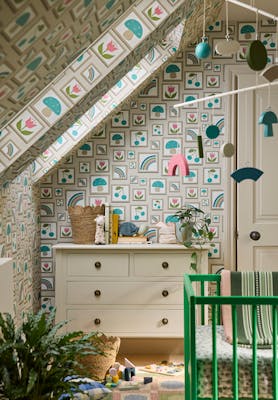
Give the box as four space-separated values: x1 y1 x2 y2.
68 205 105 244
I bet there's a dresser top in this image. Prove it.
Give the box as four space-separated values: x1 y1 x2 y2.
0 258 12 267
53 243 209 251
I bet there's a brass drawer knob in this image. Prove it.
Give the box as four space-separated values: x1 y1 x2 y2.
94 261 101 269
94 318 101 325
162 318 168 325
162 290 169 297
162 262 169 269
94 290 101 297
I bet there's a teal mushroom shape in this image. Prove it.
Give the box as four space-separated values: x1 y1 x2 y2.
258 110 278 137
166 140 180 154
123 19 143 40
42 96 62 117
185 95 196 104
113 208 123 215
40 245 50 256
92 178 107 192
240 24 255 39
112 133 123 144
166 215 178 223
152 180 164 192
152 105 164 117
166 64 180 78
79 143 91 154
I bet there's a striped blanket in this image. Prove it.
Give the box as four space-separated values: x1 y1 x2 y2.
221 270 278 347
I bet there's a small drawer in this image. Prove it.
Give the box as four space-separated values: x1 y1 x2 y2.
66 253 129 277
67 281 183 305
66 309 183 337
134 253 191 276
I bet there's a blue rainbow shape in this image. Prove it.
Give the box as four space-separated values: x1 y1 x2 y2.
146 48 155 63
186 129 198 140
170 183 179 191
113 167 126 178
41 278 53 290
145 228 156 240
231 167 264 183
212 193 224 208
67 192 84 206
139 154 156 171
140 79 156 95
40 204 53 216
187 53 199 64
215 117 224 133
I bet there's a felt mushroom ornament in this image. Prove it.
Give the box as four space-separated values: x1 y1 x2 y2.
195 0 211 59
258 83 278 137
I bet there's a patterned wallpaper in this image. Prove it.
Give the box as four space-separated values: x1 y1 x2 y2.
0 0 224 185
0 0 136 128
0 166 41 321
39 21 276 310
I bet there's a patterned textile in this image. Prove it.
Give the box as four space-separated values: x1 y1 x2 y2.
59 377 111 399
221 271 278 347
196 326 273 399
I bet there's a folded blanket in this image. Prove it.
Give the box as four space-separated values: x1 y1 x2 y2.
221 270 278 347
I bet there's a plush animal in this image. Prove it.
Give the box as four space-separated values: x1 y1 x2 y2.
118 222 139 237
94 214 105 245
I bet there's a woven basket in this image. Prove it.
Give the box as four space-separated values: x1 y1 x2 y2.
78 334 121 381
68 205 105 244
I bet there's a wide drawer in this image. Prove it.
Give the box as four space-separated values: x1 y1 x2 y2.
134 253 191 276
66 309 183 337
67 281 182 305
66 253 129 276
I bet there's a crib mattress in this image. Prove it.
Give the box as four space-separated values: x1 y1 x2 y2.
196 326 274 399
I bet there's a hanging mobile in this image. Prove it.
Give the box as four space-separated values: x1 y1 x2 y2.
258 83 277 137
205 99 220 139
215 0 240 56
195 0 211 59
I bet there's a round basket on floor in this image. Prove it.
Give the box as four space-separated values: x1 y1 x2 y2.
78 334 121 381
68 205 104 244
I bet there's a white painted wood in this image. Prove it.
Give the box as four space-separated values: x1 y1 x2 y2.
54 245 208 337
0 258 13 315
237 73 278 272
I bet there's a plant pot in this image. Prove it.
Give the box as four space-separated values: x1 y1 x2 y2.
175 221 193 244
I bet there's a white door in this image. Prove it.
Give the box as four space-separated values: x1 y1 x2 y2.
237 73 278 272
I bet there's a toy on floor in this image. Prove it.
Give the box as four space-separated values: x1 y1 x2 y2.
94 214 105 245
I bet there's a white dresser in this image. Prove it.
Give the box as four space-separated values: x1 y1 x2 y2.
54 244 208 337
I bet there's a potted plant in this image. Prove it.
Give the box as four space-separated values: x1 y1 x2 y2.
0 309 103 400
174 205 215 271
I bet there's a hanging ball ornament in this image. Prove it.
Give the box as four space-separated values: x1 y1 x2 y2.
220 143 235 157
195 37 211 59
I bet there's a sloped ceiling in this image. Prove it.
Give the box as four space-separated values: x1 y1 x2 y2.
0 0 137 128
0 0 224 185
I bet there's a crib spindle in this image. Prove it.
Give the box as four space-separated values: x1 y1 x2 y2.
232 305 239 400
273 305 278 400
252 305 258 400
212 304 218 400
201 280 205 325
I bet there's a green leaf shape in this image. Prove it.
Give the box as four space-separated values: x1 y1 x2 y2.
21 130 33 135
102 53 114 59
16 120 22 131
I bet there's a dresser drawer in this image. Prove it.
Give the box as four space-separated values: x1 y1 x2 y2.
66 253 129 277
67 281 182 305
66 309 183 337
134 253 191 276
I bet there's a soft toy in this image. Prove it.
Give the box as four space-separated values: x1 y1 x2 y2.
118 222 139 237
94 214 105 245
156 222 177 244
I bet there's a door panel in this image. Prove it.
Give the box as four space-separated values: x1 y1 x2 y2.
237 74 278 271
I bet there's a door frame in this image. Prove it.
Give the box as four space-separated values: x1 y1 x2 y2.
223 65 251 270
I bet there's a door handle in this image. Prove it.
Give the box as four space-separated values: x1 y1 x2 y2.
249 231 261 241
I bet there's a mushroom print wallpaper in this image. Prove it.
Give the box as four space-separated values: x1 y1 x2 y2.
37 22 276 310
0 11 276 316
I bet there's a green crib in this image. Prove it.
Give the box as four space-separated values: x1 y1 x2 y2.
184 274 278 400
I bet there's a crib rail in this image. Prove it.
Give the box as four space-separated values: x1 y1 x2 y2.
184 274 278 400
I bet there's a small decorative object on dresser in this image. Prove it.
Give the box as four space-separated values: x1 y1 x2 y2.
94 214 105 245
68 205 105 244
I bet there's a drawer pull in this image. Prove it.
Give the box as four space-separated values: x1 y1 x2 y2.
162 318 168 325
94 318 101 325
162 262 169 269
162 290 169 297
94 290 101 297
94 261 101 269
